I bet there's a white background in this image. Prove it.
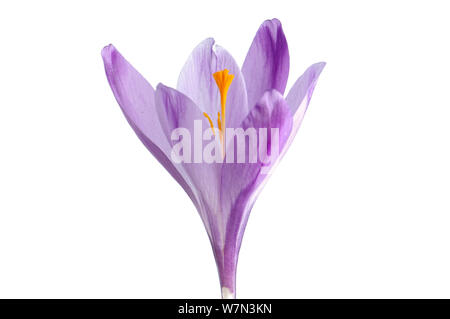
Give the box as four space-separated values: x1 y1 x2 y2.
0 0 449 298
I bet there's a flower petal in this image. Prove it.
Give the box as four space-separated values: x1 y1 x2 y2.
285 62 326 143
242 19 290 110
217 90 293 294
101 44 200 209
177 38 248 131
155 84 224 241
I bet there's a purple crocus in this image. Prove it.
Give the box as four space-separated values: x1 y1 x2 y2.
102 18 325 298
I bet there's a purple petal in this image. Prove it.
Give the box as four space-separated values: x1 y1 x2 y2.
101 44 200 209
242 19 290 110
218 90 293 295
177 38 248 130
285 62 326 144
155 84 223 242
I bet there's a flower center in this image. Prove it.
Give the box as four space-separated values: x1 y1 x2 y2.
203 69 234 156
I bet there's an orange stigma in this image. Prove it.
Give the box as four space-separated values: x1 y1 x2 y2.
202 69 234 156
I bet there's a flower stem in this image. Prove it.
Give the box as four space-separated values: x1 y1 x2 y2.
221 287 236 299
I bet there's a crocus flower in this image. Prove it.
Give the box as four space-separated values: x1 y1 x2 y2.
102 18 325 298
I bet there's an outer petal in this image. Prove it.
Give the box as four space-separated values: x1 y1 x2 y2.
101 44 199 209
218 90 293 296
242 18 289 110
177 38 248 131
155 84 224 243
286 62 326 139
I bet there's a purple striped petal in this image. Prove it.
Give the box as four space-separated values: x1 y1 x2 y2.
218 90 293 296
242 19 289 110
285 62 326 145
177 38 248 131
155 84 223 242
101 45 200 210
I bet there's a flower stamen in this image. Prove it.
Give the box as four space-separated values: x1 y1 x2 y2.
203 112 215 136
